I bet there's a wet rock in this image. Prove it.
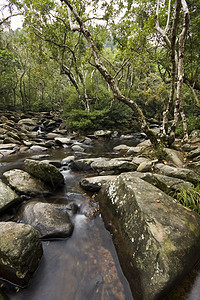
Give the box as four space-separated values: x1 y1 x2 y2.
0 180 19 213
55 137 72 145
18 118 37 127
0 149 16 158
18 201 74 239
80 175 116 192
71 144 85 152
91 158 138 175
61 156 75 166
40 160 62 168
94 130 112 138
71 157 106 171
0 144 17 150
3 169 51 196
28 145 48 153
25 159 64 188
155 163 200 185
98 174 200 300
113 144 130 153
0 221 43 286
163 148 184 167
3 136 20 144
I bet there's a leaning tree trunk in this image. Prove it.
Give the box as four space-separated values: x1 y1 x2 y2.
61 0 159 147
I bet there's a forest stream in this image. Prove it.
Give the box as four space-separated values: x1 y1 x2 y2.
0 139 200 300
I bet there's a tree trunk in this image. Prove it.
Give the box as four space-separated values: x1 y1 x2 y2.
61 0 159 147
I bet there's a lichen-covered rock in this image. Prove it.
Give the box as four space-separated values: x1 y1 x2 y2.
98 174 200 300
128 172 194 193
25 159 64 188
0 222 43 286
155 163 200 185
3 169 51 196
18 201 74 239
0 180 19 213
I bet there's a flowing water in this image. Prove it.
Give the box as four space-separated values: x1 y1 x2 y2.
0 138 200 300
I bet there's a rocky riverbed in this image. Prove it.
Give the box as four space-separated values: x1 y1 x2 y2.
0 111 200 299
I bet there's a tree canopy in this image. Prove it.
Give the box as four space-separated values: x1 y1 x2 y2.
0 0 199 143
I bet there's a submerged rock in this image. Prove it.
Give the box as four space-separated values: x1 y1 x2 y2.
25 159 64 188
0 221 43 286
98 174 200 300
18 201 74 239
0 180 19 213
3 169 51 196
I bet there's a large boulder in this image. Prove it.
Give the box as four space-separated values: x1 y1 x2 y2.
18 201 74 239
155 163 200 185
0 180 19 213
0 222 43 286
24 159 64 188
3 169 51 196
98 174 200 300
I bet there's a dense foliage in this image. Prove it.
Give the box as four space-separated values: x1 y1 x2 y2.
0 0 199 135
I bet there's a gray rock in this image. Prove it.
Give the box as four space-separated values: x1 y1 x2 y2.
193 155 200 162
155 163 200 184
127 172 194 193
187 148 200 159
71 144 85 152
0 149 16 158
0 143 17 150
25 159 64 188
28 145 48 153
98 175 200 300
61 156 75 165
0 180 19 213
18 118 37 126
91 158 138 175
163 148 184 167
72 157 106 171
3 169 50 196
189 130 200 139
55 137 72 145
80 175 116 192
0 221 43 286
113 144 130 153
94 130 112 138
137 160 155 172
184 161 200 175
127 146 143 156
18 201 74 239
182 143 198 152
